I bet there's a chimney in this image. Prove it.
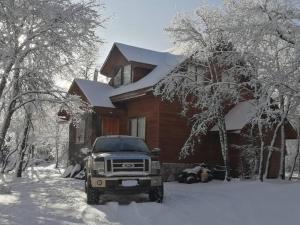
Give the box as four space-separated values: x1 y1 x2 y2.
93 69 98 81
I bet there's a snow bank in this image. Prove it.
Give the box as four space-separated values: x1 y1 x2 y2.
0 185 11 194
70 164 81 178
1 164 300 225
62 165 73 178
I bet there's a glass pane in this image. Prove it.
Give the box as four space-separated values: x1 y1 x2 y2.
130 118 137 137
138 117 146 139
123 64 131 85
76 120 85 144
114 68 122 87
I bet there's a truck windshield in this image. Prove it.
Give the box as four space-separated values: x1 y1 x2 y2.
93 137 150 153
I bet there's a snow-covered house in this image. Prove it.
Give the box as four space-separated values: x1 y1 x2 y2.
65 43 296 179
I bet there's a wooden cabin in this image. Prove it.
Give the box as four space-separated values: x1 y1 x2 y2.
65 43 297 180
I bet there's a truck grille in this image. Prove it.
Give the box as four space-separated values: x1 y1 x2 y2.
110 159 150 173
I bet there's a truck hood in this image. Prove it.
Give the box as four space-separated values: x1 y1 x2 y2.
92 152 150 160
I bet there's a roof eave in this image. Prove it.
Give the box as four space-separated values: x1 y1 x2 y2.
110 87 153 103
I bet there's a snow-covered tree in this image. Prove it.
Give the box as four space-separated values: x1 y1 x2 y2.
218 0 300 179
0 0 105 164
155 10 255 180
157 0 300 180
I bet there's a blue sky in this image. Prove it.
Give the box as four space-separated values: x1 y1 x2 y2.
97 0 222 65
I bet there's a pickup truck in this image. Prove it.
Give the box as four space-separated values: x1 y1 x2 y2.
84 135 163 204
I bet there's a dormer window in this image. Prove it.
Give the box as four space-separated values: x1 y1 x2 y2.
123 64 131 85
114 68 122 87
113 64 132 87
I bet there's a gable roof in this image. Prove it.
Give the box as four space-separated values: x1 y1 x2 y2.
210 100 256 132
71 43 186 107
73 79 115 108
108 43 185 97
114 42 175 65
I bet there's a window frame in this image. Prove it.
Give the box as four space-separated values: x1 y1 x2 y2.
75 119 85 144
113 64 132 87
123 64 132 85
129 117 146 140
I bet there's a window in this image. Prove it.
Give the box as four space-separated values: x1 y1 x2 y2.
114 68 122 87
75 120 85 144
187 63 204 83
129 117 146 139
113 64 132 87
222 73 235 88
123 64 132 85
93 137 150 153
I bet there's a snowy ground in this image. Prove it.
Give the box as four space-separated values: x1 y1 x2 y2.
1 164 300 225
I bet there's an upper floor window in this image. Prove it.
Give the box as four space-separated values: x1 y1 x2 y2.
123 64 131 85
114 68 122 87
187 63 204 83
113 64 132 87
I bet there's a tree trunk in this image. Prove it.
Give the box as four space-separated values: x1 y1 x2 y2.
288 117 300 180
258 123 265 181
22 145 33 171
0 67 21 155
279 119 286 179
15 113 31 178
263 96 290 179
218 116 231 181
0 58 17 101
55 124 59 168
1 145 19 173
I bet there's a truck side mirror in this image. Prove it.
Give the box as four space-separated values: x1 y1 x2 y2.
152 148 161 155
81 147 92 155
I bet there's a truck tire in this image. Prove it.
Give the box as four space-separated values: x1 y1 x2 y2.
149 185 164 203
86 177 99 205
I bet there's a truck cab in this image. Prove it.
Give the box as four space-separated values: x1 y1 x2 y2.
84 135 163 204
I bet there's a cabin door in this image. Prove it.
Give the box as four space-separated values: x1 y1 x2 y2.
102 116 120 135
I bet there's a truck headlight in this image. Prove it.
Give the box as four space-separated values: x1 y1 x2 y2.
151 161 160 174
93 159 105 173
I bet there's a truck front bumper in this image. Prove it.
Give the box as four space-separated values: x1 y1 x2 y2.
90 176 162 194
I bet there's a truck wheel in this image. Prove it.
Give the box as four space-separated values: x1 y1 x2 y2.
149 185 164 203
87 186 99 205
86 177 99 205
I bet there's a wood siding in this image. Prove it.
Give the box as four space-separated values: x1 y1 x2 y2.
125 95 160 149
157 99 225 167
102 116 120 135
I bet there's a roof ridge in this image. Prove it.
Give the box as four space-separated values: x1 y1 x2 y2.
114 42 173 55
74 78 110 86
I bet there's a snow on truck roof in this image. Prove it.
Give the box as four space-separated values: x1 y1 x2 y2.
210 100 256 132
73 43 185 107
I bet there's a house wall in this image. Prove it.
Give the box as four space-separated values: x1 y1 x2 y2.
158 99 226 163
125 95 160 149
68 112 101 165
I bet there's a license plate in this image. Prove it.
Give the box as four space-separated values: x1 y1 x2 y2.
121 180 138 187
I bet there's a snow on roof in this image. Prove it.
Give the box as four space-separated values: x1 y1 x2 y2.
115 42 173 65
74 79 115 108
73 43 186 105
110 43 186 97
210 100 256 131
